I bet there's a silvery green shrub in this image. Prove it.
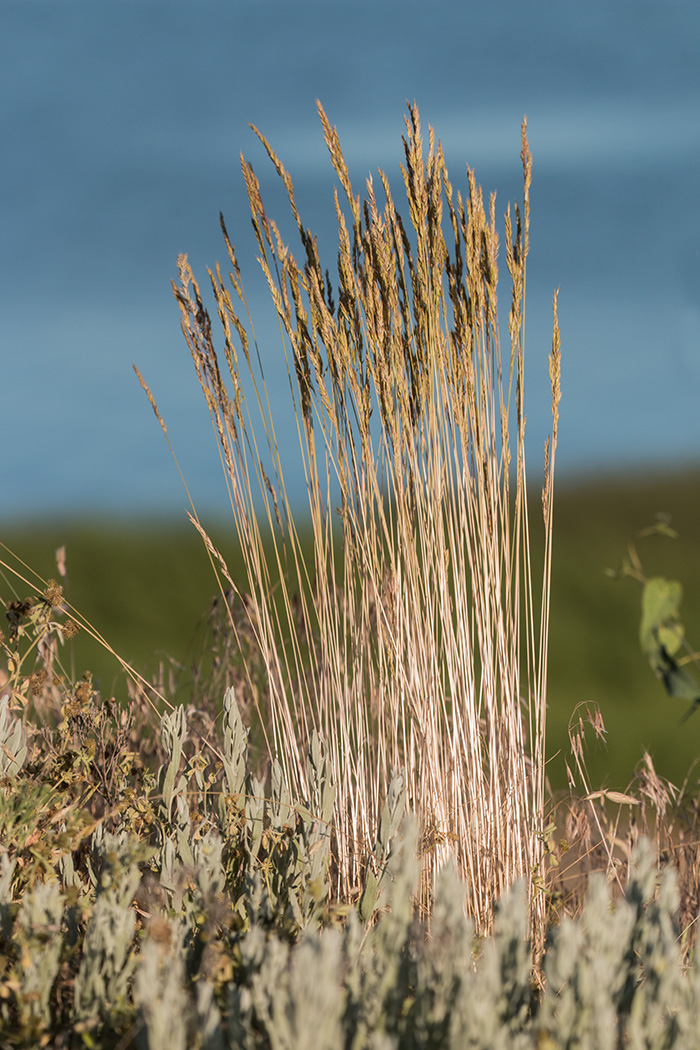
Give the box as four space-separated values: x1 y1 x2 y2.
538 838 697 1050
0 695 26 778
72 866 140 1029
134 923 190 1050
5 686 700 1048
12 879 64 1031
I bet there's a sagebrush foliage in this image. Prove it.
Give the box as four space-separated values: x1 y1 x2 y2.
0 695 698 1047
1 658 700 1048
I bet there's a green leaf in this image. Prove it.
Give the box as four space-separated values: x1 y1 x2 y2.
651 644 700 703
377 773 406 856
639 577 684 657
358 865 378 924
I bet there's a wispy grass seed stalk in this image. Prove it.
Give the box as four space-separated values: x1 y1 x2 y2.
171 103 561 936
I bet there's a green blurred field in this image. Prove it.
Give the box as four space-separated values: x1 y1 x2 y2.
3 468 700 793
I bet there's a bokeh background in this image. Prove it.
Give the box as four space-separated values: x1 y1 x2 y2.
2 0 700 791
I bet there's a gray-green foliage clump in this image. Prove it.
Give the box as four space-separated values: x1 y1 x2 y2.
1 688 700 1048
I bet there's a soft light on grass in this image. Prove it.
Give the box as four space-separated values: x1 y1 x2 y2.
161 103 560 940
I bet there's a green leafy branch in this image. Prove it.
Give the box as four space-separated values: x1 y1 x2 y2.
611 518 700 722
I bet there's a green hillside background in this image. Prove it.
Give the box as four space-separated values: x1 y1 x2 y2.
4 467 700 794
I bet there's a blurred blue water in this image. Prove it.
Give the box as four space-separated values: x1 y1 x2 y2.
2 0 699 520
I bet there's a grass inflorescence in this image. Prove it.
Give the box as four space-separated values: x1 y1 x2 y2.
164 102 561 939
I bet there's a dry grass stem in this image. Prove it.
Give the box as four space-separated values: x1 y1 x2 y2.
171 103 561 943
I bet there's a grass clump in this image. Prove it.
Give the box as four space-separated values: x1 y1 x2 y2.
156 101 562 940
